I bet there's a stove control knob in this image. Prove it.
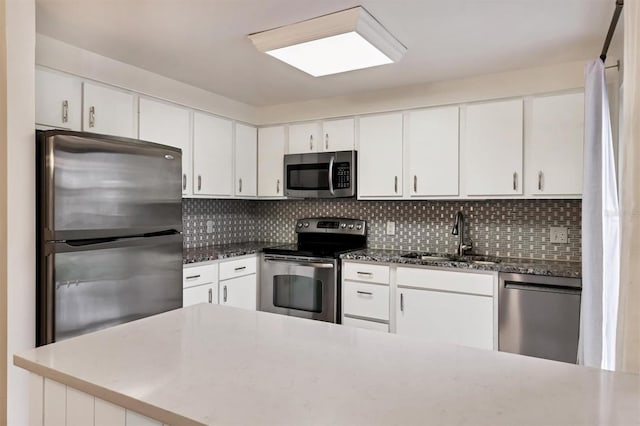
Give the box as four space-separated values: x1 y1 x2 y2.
297 223 303 228
348 224 354 230
341 223 347 229
303 222 310 228
356 224 362 230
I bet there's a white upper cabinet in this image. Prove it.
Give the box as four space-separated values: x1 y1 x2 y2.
83 82 136 138
406 107 459 197
463 99 524 196
358 113 404 198
193 112 234 197
288 122 321 154
35 68 82 130
138 97 191 195
258 126 286 198
526 92 584 196
322 118 355 151
235 123 258 197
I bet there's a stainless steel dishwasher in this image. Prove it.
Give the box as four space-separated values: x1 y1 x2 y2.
498 273 582 364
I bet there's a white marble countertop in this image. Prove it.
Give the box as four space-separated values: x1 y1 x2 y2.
14 304 640 426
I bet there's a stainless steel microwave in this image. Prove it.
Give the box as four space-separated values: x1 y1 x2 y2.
284 150 357 198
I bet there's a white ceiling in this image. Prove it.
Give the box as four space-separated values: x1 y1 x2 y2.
36 0 616 106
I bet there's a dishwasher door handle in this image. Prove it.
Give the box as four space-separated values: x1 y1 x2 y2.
264 258 335 269
504 282 581 295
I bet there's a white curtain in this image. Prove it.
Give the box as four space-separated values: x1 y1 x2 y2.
579 60 620 370
616 0 640 374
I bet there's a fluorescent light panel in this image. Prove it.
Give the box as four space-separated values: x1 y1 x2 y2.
249 7 406 77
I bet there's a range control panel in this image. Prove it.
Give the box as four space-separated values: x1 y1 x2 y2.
295 217 367 236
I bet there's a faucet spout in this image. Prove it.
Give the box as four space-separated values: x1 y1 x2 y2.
452 211 472 256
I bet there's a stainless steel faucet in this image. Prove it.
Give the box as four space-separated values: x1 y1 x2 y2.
451 211 473 256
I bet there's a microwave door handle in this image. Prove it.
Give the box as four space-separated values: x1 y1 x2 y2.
328 156 335 195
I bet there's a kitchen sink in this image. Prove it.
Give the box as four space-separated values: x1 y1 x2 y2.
401 252 455 261
401 252 502 265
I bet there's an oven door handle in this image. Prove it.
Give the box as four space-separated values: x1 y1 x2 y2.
328 156 335 196
264 258 335 269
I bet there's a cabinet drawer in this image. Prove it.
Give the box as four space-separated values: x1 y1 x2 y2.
397 267 494 296
343 316 388 333
343 281 389 321
183 264 218 289
219 256 257 281
342 262 390 284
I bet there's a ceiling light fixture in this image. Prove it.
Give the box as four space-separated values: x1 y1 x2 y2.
248 6 407 77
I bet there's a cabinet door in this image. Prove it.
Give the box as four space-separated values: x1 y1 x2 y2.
258 126 286 197
407 107 459 196
193 112 234 196
396 287 493 350
35 68 82 130
322 118 355 151
138 98 192 195
220 274 256 310
358 113 403 197
83 82 136 138
463 99 523 196
183 283 218 307
526 92 584 196
235 123 258 197
288 122 321 154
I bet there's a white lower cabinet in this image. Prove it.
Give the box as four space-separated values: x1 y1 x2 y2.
220 274 257 310
396 267 495 350
341 262 390 331
183 263 219 307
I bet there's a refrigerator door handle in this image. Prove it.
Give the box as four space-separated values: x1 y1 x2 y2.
49 233 183 254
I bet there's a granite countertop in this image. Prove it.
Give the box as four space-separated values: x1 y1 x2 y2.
14 304 640 426
183 241 286 264
342 249 582 278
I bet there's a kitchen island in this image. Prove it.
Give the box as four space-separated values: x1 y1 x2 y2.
15 304 640 426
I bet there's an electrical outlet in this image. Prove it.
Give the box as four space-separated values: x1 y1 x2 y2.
386 221 396 235
206 220 214 234
550 227 568 244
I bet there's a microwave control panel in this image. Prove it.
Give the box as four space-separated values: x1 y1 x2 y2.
334 162 351 189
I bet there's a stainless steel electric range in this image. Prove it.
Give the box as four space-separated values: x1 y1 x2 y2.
260 217 367 323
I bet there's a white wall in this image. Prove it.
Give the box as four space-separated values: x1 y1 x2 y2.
6 0 35 424
256 59 621 125
36 34 258 124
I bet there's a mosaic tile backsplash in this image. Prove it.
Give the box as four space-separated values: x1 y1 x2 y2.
183 198 582 261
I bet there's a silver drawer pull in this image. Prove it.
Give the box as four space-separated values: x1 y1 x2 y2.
62 100 69 123
276 179 280 194
208 288 213 303
538 171 544 191
356 291 373 296
309 134 313 150
198 175 202 191
513 172 518 191
357 271 373 277
182 174 187 191
239 178 243 193
325 133 329 150
185 275 201 280
89 106 96 127
413 175 417 193
234 266 246 271
394 176 398 193
400 293 404 312
223 285 228 303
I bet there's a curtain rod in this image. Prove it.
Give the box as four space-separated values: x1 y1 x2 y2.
600 0 624 62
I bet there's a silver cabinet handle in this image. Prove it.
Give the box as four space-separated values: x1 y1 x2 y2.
182 174 187 191
310 134 313 151
198 175 202 191
394 176 398 193
276 179 280 194
538 171 544 191
513 172 518 191
356 291 373 296
413 175 417 193
62 100 69 123
356 271 373 277
239 178 242 193
234 266 246 271
400 293 404 312
208 288 213 304
88 106 95 128
328 156 335 196
325 133 329 150
223 285 227 303
185 275 201 280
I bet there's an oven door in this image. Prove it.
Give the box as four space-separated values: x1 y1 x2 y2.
260 255 337 322
284 151 356 198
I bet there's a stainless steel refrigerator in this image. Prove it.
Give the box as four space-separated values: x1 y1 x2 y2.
36 130 183 346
